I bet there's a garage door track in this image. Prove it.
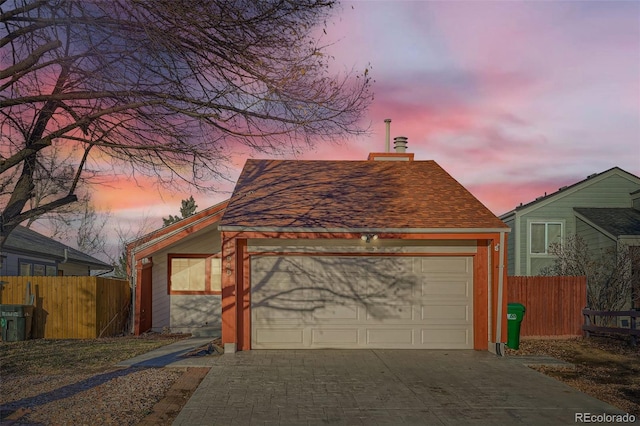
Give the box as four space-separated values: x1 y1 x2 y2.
173 349 629 425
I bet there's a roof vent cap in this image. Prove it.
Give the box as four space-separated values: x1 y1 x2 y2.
393 136 408 153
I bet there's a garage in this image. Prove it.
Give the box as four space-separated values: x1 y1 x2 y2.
219 155 509 352
250 255 474 349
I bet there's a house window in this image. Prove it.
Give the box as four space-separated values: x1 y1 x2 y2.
168 254 221 295
530 222 562 254
18 260 57 276
20 262 32 275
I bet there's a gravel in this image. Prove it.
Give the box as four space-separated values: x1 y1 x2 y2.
1 367 184 425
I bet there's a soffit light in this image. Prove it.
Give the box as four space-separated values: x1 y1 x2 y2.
360 234 379 243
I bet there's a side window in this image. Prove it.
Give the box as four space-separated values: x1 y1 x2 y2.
168 253 222 295
20 262 32 276
530 222 563 255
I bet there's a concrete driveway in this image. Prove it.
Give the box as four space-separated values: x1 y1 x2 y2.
172 349 628 425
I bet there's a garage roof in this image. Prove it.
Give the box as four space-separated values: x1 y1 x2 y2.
220 159 508 232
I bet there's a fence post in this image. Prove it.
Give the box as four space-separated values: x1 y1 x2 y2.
631 309 637 347
583 308 591 338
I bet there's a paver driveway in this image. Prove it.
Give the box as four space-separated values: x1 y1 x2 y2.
172 349 628 425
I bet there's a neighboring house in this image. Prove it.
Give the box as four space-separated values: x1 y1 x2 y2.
500 167 640 277
127 201 228 335
0 225 113 276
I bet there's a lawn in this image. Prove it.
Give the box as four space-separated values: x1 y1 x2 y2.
0 333 189 376
508 336 640 415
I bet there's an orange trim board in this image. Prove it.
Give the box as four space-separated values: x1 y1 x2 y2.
246 251 479 257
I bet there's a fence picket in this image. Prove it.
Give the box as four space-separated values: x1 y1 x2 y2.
507 276 587 337
0 276 130 339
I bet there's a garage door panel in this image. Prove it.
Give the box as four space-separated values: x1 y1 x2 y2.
311 328 359 345
421 328 470 347
420 280 471 298
418 257 471 274
366 305 413 321
253 305 306 321
312 304 358 320
367 328 414 345
253 256 308 273
421 305 470 322
251 255 473 349
254 327 304 345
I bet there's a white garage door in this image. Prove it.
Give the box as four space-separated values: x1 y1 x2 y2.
251 256 474 349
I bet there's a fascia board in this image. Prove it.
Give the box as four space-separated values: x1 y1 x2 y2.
218 226 510 233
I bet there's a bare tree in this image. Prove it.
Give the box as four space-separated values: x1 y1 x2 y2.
0 0 373 248
540 235 640 313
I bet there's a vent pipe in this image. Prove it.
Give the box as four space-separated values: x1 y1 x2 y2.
393 136 408 153
384 119 391 153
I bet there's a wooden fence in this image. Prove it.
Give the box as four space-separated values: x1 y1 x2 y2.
0 276 130 339
508 276 587 337
582 309 639 346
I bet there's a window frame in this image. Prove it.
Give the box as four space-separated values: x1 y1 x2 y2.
167 253 222 295
529 221 563 255
18 258 57 276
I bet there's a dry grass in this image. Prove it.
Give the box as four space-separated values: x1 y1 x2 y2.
508 336 640 415
0 333 189 376
0 333 192 425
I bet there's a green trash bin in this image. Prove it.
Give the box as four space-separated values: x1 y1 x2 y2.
506 303 526 350
0 304 34 342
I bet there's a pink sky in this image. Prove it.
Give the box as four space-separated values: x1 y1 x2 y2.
90 1 640 240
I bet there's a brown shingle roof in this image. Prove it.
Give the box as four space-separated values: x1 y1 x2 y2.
220 159 508 231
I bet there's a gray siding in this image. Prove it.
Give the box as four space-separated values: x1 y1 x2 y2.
149 224 222 333
59 263 90 276
512 172 640 276
503 216 516 276
170 295 221 333
576 218 616 258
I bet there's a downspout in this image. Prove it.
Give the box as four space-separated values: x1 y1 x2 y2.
61 248 68 263
130 249 137 335
495 231 506 356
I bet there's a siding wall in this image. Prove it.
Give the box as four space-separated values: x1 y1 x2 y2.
503 216 516 276
576 218 616 257
149 224 221 333
513 173 640 275
508 276 586 337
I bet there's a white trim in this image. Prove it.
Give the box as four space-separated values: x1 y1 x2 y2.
526 219 565 275
528 221 564 255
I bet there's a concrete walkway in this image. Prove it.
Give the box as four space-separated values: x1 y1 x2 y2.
165 349 629 426
117 336 222 368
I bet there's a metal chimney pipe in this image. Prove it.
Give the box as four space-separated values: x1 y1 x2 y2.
393 136 408 153
384 119 391 153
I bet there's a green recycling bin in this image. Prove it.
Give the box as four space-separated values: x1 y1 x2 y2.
0 304 34 342
506 303 526 350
